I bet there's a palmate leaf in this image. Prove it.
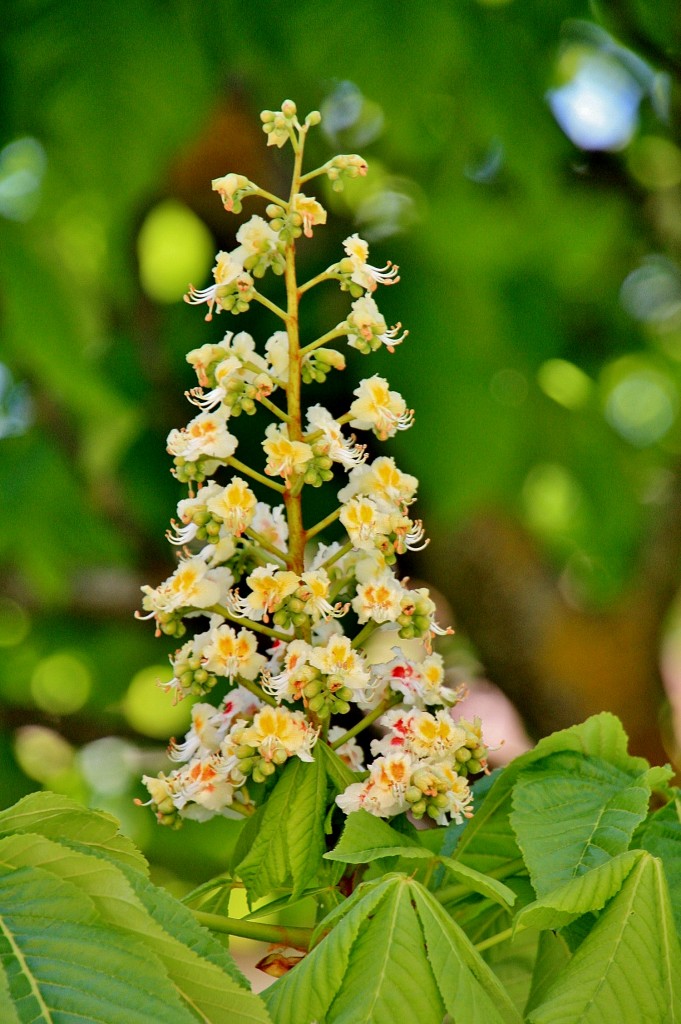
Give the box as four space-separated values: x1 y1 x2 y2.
0 831 270 1023
515 849 643 933
510 751 655 898
528 854 681 1023
264 874 522 1024
524 931 572 1017
633 799 681 932
234 755 327 901
0 863 198 1024
453 713 651 876
326 809 516 907
0 791 147 874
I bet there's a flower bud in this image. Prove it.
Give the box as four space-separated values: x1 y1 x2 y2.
281 99 297 118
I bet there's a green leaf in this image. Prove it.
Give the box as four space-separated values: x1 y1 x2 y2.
524 931 572 1017
0 791 147 874
316 739 361 793
515 849 644 932
528 854 681 1023
483 924 538 1015
510 751 652 897
438 855 516 907
266 874 523 1024
264 876 396 1024
0 863 198 1024
633 799 681 931
454 714 647 877
411 884 524 1023
325 808 428 863
0 830 271 1023
235 756 328 901
0 960 21 1024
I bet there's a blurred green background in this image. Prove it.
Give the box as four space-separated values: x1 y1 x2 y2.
2 0 681 883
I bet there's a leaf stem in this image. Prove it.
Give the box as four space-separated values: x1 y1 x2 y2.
209 604 292 643
192 909 313 950
474 925 517 953
244 527 287 563
300 325 347 359
228 457 286 494
306 506 342 541
298 269 340 296
258 394 290 422
238 676 278 708
253 291 288 321
330 693 401 750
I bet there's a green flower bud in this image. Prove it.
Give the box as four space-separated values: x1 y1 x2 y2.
272 747 288 765
308 693 327 714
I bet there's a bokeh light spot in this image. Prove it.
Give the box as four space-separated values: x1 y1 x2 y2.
537 359 592 409
0 137 46 221
123 664 190 739
31 651 92 714
0 597 30 648
628 136 681 191
548 48 642 152
620 256 681 331
79 736 139 797
14 726 74 784
602 357 677 447
522 463 584 536
137 199 214 304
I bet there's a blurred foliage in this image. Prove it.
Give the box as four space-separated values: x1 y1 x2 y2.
2 0 681 882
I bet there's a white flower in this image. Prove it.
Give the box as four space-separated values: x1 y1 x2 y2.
346 296 407 353
336 751 414 818
202 624 266 682
342 234 399 291
263 423 314 481
167 408 238 463
306 405 366 468
349 376 413 441
308 635 371 692
352 571 406 624
265 331 289 383
232 215 283 268
338 457 418 512
233 706 318 763
251 502 289 550
206 477 257 537
184 251 246 321
139 556 231 618
292 193 327 237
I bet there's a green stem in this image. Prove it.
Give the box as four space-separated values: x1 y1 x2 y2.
244 527 287 563
239 676 278 708
434 858 526 906
306 506 341 541
474 925 517 954
253 186 288 207
243 361 286 391
283 126 307 585
298 269 340 296
228 456 286 494
330 693 401 750
320 540 353 571
351 619 379 650
299 163 330 186
253 291 288 321
258 394 290 422
209 604 292 643
300 325 347 359
192 910 313 950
